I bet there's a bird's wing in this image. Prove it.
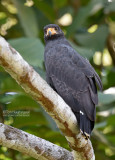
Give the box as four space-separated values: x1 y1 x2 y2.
45 44 102 122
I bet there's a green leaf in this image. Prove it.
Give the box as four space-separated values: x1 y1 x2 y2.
99 92 115 105
12 110 47 128
24 125 51 137
44 131 69 149
75 25 109 51
105 1 115 13
52 0 67 8
108 115 115 125
40 107 58 131
8 38 44 69
13 0 38 37
7 93 39 110
67 7 90 37
34 66 46 80
106 69 115 89
95 121 107 129
97 107 115 117
107 135 115 147
67 0 105 36
0 73 23 92
33 0 56 22
93 129 115 149
0 93 16 104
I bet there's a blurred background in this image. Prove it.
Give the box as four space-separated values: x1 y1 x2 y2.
0 0 115 159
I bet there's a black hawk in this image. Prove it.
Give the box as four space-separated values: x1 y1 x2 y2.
44 24 102 139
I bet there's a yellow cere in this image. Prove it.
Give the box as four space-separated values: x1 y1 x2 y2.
47 28 57 35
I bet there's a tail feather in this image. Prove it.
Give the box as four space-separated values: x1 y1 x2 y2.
79 113 94 139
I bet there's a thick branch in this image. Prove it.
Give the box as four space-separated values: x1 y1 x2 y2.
0 36 95 160
0 123 73 160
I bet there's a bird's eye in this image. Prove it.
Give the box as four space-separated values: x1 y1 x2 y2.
45 30 47 34
55 27 58 31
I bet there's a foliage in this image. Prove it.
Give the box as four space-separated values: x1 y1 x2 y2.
0 0 115 159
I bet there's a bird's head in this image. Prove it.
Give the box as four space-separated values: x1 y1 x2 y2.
44 24 64 42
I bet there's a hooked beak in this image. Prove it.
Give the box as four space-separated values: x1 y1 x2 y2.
47 28 57 37
48 30 52 37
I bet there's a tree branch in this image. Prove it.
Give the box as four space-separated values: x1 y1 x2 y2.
0 36 95 160
0 123 73 160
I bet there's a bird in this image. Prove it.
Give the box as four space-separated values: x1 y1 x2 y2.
43 24 102 139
